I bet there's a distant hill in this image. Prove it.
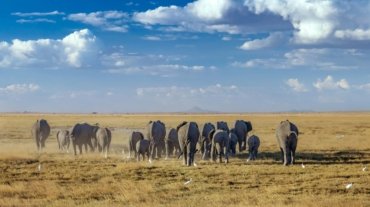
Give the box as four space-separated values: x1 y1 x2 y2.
183 106 218 114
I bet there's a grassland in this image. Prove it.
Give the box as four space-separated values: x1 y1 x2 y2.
0 113 369 207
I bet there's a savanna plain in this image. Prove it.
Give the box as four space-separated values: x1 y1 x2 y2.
0 113 369 207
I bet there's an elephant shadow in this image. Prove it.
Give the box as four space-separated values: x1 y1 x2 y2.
235 150 370 165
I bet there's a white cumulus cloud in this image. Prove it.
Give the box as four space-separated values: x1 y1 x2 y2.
240 32 284 50
285 78 308 92
0 83 40 94
313 75 350 91
245 0 337 44
67 11 128 32
0 29 97 69
335 28 370 40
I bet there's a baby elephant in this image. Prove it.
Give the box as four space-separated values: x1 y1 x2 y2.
210 129 229 164
228 129 238 156
56 130 70 152
96 127 112 158
247 135 260 161
136 139 150 161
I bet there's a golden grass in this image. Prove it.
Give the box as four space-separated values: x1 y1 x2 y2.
0 113 369 207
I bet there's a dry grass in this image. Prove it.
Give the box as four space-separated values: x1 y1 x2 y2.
0 113 369 207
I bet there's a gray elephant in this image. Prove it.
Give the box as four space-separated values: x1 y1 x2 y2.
177 121 200 166
70 123 99 155
165 128 180 159
247 135 260 161
56 129 70 152
128 131 144 158
199 122 215 160
234 120 253 152
216 121 229 133
147 120 166 160
32 119 51 152
96 127 112 158
209 129 230 163
136 139 150 161
276 120 299 166
228 128 238 156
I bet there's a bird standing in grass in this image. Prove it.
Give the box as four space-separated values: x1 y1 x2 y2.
301 163 305 168
345 183 353 190
362 166 367 172
37 163 41 172
184 178 192 185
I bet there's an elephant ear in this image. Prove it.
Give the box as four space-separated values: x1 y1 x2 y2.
245 121 253 131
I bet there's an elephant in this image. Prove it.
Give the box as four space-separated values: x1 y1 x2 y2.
136 139 150 161
276 120 299 166
234 120 253 152
147 120 166 161
96 127 112 158
177 121 200 166
247 135 260 161
56 129 70 152
216 121 229 133
165 128 180 159
209 129 230 163
32 119 50 152
70 123 99 155
228 128 238 156
199 122 215 160
128 131 144 158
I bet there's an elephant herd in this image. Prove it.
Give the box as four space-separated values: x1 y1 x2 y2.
31 119 299 166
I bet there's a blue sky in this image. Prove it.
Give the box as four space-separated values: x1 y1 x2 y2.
0 0 370 113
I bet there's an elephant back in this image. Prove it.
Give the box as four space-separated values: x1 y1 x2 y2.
217 121 229 133
213 130 228 143
202 123 215 139
276 120 291 141
147 120 166 141
35 119 50 137
167 128 178 141
229 132 238 143
248 135 260 148
289 122 299 136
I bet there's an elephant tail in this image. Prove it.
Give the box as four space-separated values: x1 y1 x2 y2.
208 129 216 141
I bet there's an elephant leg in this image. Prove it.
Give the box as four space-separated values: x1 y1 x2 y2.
215 144 222 163
183 145 187 165
238 139 243 152
280 148 284 164
224 146 229 164
136 153 140 162
104 146 108 158
157 143 162 158
202 142 207 160
78 145 83 155
210 144 215 162
149 142 156 161
67 140 70 153
242 136 247 151
291 150 295 165
57 139 61 150
165 140 170 159
187 143 192 166
73 144 77 156
283 146 291 166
